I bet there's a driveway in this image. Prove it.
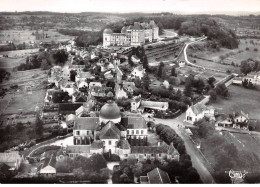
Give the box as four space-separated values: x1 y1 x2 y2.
142 113 216 184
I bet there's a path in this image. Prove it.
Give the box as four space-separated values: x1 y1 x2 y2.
143 113 216 184
182 37 226 73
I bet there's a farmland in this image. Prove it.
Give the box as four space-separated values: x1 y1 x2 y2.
210 85 260 120
187 38 260 67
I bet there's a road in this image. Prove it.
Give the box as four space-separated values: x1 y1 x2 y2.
182 37 226 73
142 113 216 184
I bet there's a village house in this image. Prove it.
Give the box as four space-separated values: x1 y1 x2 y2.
38 154 56 178
130 95 169 113
140 168 171 184
215 111 250 130
60 81 77 96
185 103 215 124
115 84 128 99
0 151 23 172
72 91 88 103
130 66 146 79
242 71 260 86
75 71 94 82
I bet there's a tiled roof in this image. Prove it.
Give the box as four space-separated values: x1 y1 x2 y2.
131 146 168 154
99 121 121 139
66 145 91 153
74 117 99 130
59 103 82 112
121 116 146 129
147 168 171 184
91 140 104 149
141 101 168 109
117 139 130 149
190 103 207 115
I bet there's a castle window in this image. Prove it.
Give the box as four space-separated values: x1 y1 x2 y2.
127 130 130 134
132 130 134 134
109 140 112 145
136 130 139 134
141 130 143 134
76 131 80 135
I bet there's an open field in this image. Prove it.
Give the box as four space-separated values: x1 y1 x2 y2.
222 131 260 171
1 89 46 115
188 56 240 73
0 29 74 44
0 57 26 69
188 38 260 65
0 48 39 57
210 85 260 120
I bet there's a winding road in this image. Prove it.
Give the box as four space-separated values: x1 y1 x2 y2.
142 113 216 183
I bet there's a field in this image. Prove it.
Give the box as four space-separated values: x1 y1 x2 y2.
210 85 260 120
187 38 260 67
222 131 260 171
0 29 74 45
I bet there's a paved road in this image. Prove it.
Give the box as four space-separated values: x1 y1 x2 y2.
142 113 216 184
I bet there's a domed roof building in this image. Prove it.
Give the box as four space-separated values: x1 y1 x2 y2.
99 100 121 123
103 28 113 34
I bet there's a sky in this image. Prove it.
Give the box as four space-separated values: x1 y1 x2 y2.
0 0 260 13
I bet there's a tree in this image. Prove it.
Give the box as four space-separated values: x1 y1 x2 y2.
53 50 68 66
142 73 150 90
128 54 134 67
207 76 216 88
70 70 77 82
157 62 164 78
171 66 177 77
35 114 44 137
215 83 229 97
143 55 149 70
209 89 217 102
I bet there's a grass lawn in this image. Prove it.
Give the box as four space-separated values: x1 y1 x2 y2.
210 85 260 120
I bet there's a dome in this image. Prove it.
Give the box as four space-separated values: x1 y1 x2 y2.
103 28 113 34
99 101 121 120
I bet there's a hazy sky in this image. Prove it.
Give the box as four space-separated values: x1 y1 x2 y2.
0 0 260 13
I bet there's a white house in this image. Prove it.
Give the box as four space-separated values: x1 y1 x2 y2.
39 154 56 177
130 66 145 79
185 103 215 124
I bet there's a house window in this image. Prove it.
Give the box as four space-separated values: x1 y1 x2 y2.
87 131 89 135
124 154 128 157
141 130 143 134
127 130 130 134
136 130 139 134
132 130 134 134
159 154 161 157
151 154 154 157
76 131 80 135
109 140 112 145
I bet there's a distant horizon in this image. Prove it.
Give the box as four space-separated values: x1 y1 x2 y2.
1 0 260 16
0 10 259 16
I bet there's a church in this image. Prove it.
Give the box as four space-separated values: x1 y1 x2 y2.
58 101 179 162
103 20 159 47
